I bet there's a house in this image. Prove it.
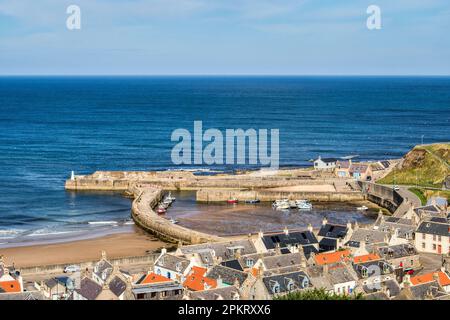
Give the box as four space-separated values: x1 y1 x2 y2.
205 265 256 299
40 276 75 300
258 228 319 257
377 244 421 271
185 286 241 300
335 160 351 178
317 219 352 251
252 271 310 300
363 278 401 300
91 251 114 286
414 204 447 220
346 227 389 253
352 259 395 291
376 216 416 241
414 220 450 254
349 164 372 181
175 239 259 267
183 266 217 291
254 252 307 275
132 281 184 300
408 271 450 293
72 277 102 300
314 156 338 170
0 257 23 294
396 280 448 300
311 250 351 266
0 291 45 300
308 262 358 295
154 249 194 283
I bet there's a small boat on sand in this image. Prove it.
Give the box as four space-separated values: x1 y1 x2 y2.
156 207 166 214
357 205 369 211
165 192 176 202
169 218 179 224
227 198 238 204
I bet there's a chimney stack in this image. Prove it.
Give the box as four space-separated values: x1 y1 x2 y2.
322 217 328 226
283 226 289 235
307 223 313 233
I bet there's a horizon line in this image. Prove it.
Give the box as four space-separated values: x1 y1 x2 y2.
1 74 450 77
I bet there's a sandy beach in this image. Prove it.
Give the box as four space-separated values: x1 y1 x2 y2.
0 230 167 268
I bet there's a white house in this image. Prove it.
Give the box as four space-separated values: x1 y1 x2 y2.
154 249 194 283
313 156 338 170
415 220 450 255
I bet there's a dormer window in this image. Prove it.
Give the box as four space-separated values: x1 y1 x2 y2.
361 266 368 278
270 280 280 294
302 277 309 288
245 259 254 268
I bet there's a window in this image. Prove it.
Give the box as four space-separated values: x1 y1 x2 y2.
422 243 426 249
410 259 414 266
433 244 436 250
433 235 436 241
137 293 145 300
438 236 442 242
422 234 426 240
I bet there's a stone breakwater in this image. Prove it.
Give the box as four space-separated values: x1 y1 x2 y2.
196 189 365 202
129 184 223 244
65 170 333 191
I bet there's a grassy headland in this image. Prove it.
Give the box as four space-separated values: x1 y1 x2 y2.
378 143 450 188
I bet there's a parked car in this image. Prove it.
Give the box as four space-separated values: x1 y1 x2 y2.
393 185 400 191
64 265 80 273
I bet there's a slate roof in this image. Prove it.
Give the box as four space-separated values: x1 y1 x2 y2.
414 205 442 215
206 265 248 286
76 278 102 300
318 224 348 239
179 239 257 261
262 253 304 270
320 158 338 163
189 286 240 300
353 260 394 279
349 164 369 174
349 229 387 244
93 259 113 282
416 221 450 237
261 231 318 250
220 259 244 271
109 276 127 297
155 253 191 273
377 244 417 260
262 271 309 295
0 291 45 300
408 281 446 300
319 237 338 251
363 279 401 297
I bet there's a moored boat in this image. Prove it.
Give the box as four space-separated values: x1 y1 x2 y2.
156 207 166 214
245 199 260 204
227 198 238 204
357 205 368 211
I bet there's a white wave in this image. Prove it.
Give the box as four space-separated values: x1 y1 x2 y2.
88 221 118 225
25 230 75 237
124 221 135 225
0 229 25 239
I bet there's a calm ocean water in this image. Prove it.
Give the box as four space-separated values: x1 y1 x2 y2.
0 76 449 245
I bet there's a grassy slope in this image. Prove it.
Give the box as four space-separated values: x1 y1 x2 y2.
378 143 450 188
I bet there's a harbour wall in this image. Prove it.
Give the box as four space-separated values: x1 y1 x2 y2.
196 189 365 202
65 171 337 191
129 184 224 245
358 181 404 213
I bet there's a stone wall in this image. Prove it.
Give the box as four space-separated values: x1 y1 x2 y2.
196 189 365 202
358 181 404 213
129 185 223 245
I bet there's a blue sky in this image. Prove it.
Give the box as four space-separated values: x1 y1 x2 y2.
1 0 449 75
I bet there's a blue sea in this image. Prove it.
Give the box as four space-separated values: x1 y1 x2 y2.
0 76 449 246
